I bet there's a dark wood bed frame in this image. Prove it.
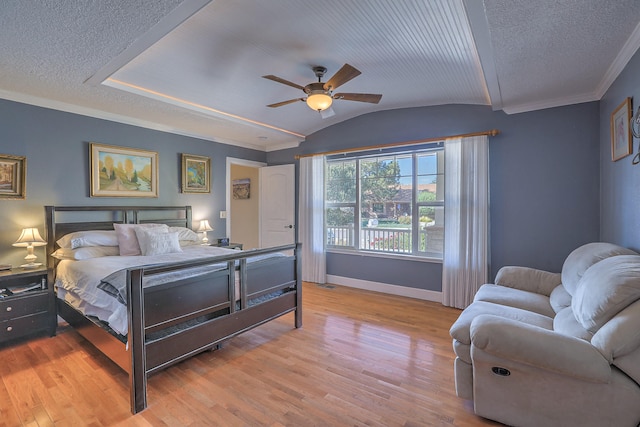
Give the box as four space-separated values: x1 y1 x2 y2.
45 206 302 414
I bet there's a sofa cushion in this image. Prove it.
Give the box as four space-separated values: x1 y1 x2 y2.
592 299 640 362
572 255 640 333
553 307 593 341
561 242 636 296
474 284 555 317
549 284 572 313
450 301 553 346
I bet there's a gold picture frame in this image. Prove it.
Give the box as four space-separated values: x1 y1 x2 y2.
181 153 211 193
0 154 26 200
611 97 633 161
90 143 158 197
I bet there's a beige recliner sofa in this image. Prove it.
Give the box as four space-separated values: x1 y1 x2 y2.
450 242 640 427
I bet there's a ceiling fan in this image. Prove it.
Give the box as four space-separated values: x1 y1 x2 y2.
262 64 382 116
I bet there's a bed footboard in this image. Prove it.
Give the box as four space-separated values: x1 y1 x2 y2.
127 243 301 413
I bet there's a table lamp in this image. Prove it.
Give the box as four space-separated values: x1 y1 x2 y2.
13 227 47 268
197 220 213 244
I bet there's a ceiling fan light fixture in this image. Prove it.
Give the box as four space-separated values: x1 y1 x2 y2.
306 91 333 111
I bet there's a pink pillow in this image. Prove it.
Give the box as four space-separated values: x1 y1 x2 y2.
113 223 168 256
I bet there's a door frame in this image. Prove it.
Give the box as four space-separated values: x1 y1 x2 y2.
225 157 267 238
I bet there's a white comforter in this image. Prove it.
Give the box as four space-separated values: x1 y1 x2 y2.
55 245 241 335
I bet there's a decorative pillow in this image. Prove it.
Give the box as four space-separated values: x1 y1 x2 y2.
572 255 640 333
52 246 120 260
56 230 118 249
135 230 182 256
168 226 200 242
113 223 168 256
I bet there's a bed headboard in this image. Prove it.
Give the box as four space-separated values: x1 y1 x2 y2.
44 205 193 273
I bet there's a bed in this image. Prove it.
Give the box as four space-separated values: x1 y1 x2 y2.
44 205 301 414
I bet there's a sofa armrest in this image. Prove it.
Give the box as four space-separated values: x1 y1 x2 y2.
470 314 611 383
494 266 561 296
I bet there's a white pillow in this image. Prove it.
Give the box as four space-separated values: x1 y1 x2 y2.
135 230 182 256
56 230 118 249
52 246 120 260
168 226 200 242
114 223 168 256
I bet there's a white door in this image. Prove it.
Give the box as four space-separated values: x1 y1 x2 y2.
259 164 295 248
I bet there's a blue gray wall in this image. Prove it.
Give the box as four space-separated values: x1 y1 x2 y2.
0 93 604 293
0 99 266 266
600 49 640 249
268 102 601 292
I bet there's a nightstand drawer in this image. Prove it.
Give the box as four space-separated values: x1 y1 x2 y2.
0 292 49 321
0 312 50 341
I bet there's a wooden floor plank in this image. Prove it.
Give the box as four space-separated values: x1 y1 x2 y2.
0 282 501 426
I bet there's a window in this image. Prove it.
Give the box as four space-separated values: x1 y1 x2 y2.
325 147 444 258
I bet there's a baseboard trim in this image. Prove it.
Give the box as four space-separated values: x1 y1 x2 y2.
326 275 442 303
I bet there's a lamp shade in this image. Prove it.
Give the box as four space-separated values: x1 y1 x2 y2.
197 220 213 232
13 227 47 247
306 92 333 111
13 227 47 268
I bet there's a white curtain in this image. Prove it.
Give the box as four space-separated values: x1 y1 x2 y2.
442 135 489 308
298 155 326 284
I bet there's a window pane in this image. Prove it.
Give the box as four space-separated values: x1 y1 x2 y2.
417 151 444 202
418 206 444 256
326 207 355 247
326 160 356 203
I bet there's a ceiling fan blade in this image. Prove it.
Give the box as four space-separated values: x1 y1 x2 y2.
323 64 361 91
262 75 305 91
267 98 304 108
333 93 382 104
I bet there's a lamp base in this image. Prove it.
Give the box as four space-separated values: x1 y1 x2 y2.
20 262 42 269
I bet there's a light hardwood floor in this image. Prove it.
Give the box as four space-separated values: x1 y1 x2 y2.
0 283 501 426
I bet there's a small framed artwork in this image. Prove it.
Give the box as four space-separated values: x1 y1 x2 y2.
0 154 26 200
181 153 211 193
90 143 158 197
611 97 633 161
232 178 250 199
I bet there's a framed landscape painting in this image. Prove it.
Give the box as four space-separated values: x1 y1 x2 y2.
181 153 211 193
611 97 633 161
90 143 158 197
0 154 26 200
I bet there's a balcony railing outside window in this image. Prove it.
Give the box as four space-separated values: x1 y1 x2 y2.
327 223 443 257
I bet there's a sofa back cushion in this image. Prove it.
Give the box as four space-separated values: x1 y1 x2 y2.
561 242 636 296
592 299 640 365
549 284 572 313
572 255 640 333
553 306 593 341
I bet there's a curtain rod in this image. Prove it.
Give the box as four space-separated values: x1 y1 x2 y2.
294 129 500 159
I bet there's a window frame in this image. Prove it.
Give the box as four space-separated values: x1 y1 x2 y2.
325 146 444 259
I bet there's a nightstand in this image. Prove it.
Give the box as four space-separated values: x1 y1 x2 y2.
211 242 243 250
0 267 55 344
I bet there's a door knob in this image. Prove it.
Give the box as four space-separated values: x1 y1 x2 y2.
284 225 293 229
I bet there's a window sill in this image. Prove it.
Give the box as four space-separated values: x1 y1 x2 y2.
326 247 443 264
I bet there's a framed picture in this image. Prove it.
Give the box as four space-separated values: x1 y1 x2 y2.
232 178 250 199
90 143 158 197
0 154 26 200
181 153 211 193
611 97 633 161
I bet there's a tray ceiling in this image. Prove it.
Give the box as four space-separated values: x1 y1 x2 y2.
1 0 640 151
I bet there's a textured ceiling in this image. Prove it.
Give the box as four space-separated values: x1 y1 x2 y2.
1 0 640 151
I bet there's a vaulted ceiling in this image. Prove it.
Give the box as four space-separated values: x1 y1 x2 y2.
2 0 640 151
